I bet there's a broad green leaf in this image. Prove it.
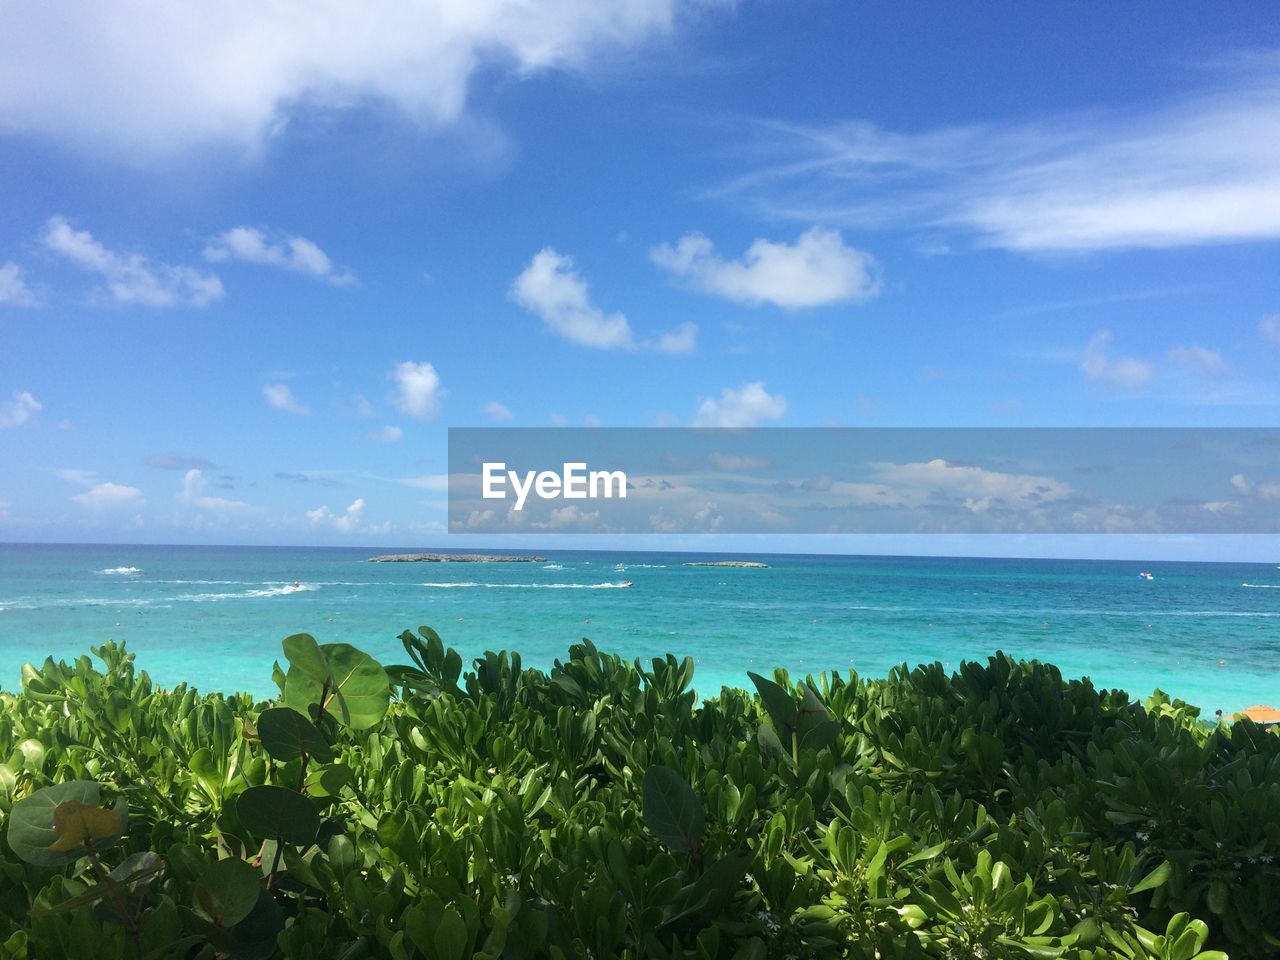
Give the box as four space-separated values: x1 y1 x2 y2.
282 634 330 684
1130 860 1170 894
642 765 704 855
235 786 320 846
748 672 797 732
256 707 334 763
194 858 261 927
284 642 389 729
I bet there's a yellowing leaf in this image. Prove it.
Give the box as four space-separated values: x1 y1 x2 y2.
48 799 125 852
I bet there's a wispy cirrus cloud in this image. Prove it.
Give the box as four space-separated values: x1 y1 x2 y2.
42 216 223 307
716 54 1280 254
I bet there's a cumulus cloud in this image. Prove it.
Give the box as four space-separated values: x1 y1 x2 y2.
1261 315 1280 346
1081 331 1154 389
72 482 144 508
720 57 1280 253
511 248 635 349
1231 473 1280 501
391 361 443 419
306 498 381 534
369 425 403 443
0 1 700 159
42 216 223 307
511 248 696 352
179 469 247 509
0 390 40 429
263 383 309 414
204 227 355 285
0 262 37 306
1166 344 1227 377
651 227 880 309
483 401 513 422
56 468 97 486
692 381 787 427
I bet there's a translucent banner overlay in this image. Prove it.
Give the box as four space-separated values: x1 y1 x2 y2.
447 428 1280 534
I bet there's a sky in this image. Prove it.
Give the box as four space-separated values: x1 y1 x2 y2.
1 1 1278 559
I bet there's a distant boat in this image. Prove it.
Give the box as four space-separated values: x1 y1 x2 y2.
615 563 626 572
1139 572 1155 580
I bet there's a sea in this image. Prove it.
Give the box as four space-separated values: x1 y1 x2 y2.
1 543 1278 714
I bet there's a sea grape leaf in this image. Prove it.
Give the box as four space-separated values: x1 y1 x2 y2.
194 857 261 927
235 786 320 846
642 765 704 856
7 781 127 866
256 707 334 763
282 634 330 685
49 799 126 852
283 642 389 730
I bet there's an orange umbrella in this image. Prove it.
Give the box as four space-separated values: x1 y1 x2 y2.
1229 705 1280 725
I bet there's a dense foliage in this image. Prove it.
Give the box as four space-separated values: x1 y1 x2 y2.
0 627 1277 959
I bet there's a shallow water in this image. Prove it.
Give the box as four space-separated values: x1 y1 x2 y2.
2 543 1277 713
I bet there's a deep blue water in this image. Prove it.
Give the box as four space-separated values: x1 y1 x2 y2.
2 543 1278 713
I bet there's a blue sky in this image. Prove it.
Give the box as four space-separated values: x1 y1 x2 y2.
1 1 1278 557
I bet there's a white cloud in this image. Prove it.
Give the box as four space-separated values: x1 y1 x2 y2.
0 2 699 159
692 381 787 427
1081 331 1153 389
647 321 699 354
651 227 880 308
1261 315 1280 347
42 216 223 307
391 361 443 419
0 262 37 306
369 425 404 443
204 227 355 286
511 248 635 349
865 460 1073 514
512 248 702 351
0 390 40 429
263 383 309 414
179 469 247 509
722 58 1280 252
1231 473 1280 502
483 401 513 422
72 482 144 508
307 498 374 533
1166 344 1227 377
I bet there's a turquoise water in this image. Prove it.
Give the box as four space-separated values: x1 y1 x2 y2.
1 543 1278 713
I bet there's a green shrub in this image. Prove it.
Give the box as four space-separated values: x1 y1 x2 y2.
0 627 1273 958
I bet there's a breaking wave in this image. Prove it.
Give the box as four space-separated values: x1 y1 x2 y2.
422 581 632 590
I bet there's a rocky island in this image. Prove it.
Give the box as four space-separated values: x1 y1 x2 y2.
682 560 769 568
366 553 548 563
